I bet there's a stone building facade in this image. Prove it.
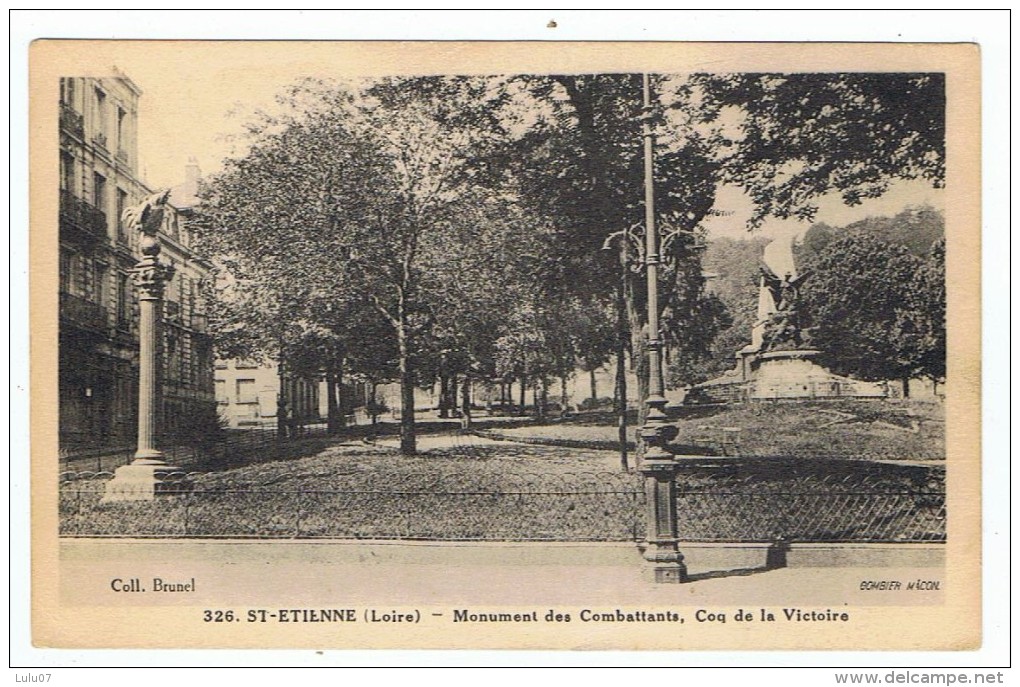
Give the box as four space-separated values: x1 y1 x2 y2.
58 72 215 451
213 359 322 429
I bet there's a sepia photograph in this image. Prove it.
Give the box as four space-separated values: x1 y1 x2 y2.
22 29 991 663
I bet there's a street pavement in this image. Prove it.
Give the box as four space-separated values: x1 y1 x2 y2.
59 538 944 608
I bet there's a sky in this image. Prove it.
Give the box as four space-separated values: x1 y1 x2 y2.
95 43 938 246
124 54 943 247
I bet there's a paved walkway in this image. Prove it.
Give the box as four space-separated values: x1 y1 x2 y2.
59 538 944 608
372 431 512 451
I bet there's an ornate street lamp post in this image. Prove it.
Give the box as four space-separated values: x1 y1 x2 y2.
104 190 187 501
637 74 687 582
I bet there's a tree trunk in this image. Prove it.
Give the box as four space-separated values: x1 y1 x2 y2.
460 375 472 429
535 377 547 421
902 377 911 399
396 320 416 455
518 375 526 414
616 274 629 472
560 375 569 417
336 359 346 430
326 367 339 435
589 368 598 402
623 260 648 465
277 356 288 440
438 373 450 418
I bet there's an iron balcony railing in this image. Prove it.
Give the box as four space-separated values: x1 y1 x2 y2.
60 291 107 332
59 102 84 138
59 190 107 243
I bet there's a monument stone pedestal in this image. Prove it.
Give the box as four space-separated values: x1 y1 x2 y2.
751 349 886 400
102 463 191 502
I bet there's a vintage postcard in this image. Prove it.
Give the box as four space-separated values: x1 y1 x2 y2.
30 39 981 652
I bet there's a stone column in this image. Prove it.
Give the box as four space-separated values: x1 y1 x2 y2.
104 191 186 501
132 257 173 463
637 74 687 582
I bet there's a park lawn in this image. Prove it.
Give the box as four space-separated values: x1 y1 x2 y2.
60 442 644 541
485 399 944 461
59 435 944 543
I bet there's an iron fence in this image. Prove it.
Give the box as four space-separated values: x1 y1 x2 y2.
58 424 333 474
674 460 945 543
59 470 645 541
58 458 944 544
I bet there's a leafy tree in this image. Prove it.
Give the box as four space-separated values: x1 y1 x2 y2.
697 235 771 377
797 206 944 266
794 208 945 392
499 75 725 437
660 236 732 387
694 73 945 228
352 76 533 450
800 233 930 390
414 185 543 425
193 80 392 442
907 238 946 386
197 76 523 454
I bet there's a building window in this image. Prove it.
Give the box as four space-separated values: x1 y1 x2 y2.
116 106 126 153
116 188 128 242
236 360 259 369
117 272 131 329
215 379 228 405
60 77 76 108
194 339 211 388
93 263 107 308
236 379 257 404
60 152 75 193
94 87 107 146
64 252 85 297
92 172 106 215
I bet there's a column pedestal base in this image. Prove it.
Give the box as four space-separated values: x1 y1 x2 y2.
101 464 191 502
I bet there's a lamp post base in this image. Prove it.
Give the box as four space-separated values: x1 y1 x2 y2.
645 563 689 584
641 542 689 583
639 436 687 583
101 463 191 502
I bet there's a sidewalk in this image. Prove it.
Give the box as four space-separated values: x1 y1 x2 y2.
59 538 944 608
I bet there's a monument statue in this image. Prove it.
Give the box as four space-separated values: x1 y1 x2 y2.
124 189 175 295
689 230 886 403
123 189 171 250
759 264 812 351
